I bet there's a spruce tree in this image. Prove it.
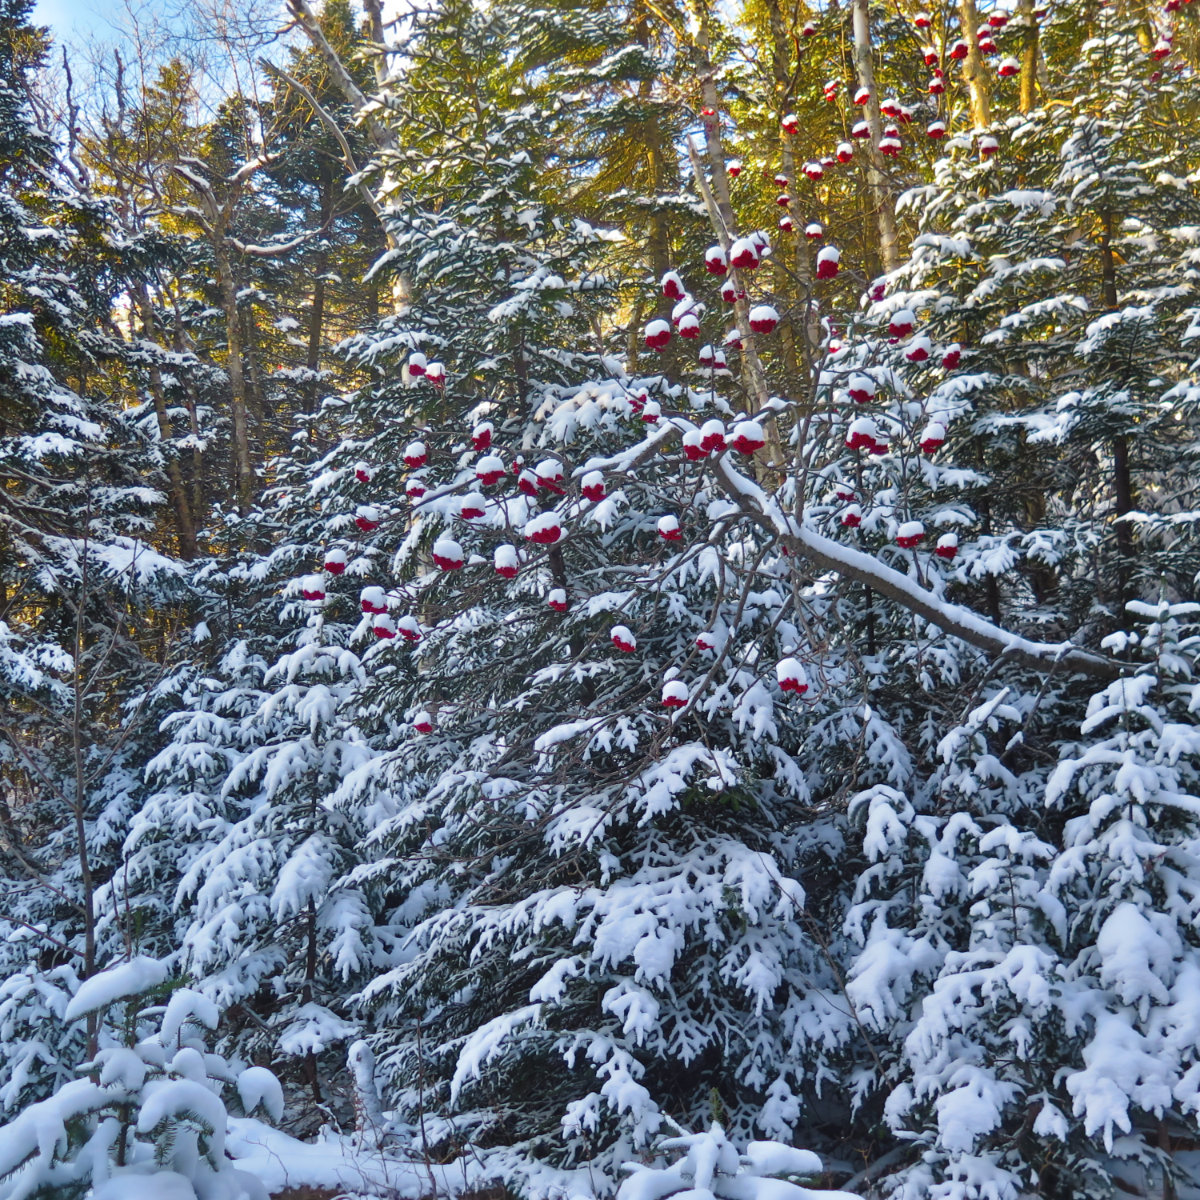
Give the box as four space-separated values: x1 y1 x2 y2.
0 0 185 1113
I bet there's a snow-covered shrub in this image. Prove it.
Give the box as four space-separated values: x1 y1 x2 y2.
617 1124 857 1200
0 956 282 1199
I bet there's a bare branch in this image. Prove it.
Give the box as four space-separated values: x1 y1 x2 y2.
709 454 1130 680
261 61 387 225
283 0 395 152
228 152 274 187
226 222 331 258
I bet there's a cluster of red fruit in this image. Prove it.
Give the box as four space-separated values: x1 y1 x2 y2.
645 233 838 355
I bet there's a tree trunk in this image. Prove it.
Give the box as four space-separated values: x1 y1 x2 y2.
305 173 333 419
645 134 673 305
1100 213 1134 575
242 306 273 454
306 268 327 415
977 446 1004 625
636 14 674 304
71 523 98 1058
959 0 993 130
169 297 207 527
687 5 772 415
766 0 816 379
133 284 197 559
851 0 900 272
627 294 646 375
513 329 529 413
361 0 389 90
1017 0 1040 113
302 896 322 1103
214 243 258 515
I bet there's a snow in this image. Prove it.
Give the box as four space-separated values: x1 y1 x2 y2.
277 1003 359 1056
270 835 335 921
1095 903 1176 1014
618 1126 856 1200
137 1079 228 1157
451 1005 542 1103
1066 1014 1174 1151
92 1172 200 1200
0 1078 108 1181
159 988 219 1046
432 536 465 565
748 304 778 331
64 957 170 1022
611 625 636 651
525 512 564 544
743 1143 822 1178
236 1067 284 1121
228 1117 605 1200
91 538 185 585
534 720 596 753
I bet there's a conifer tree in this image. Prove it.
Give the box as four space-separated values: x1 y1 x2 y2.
0 0 186 1119
0 956 282 1198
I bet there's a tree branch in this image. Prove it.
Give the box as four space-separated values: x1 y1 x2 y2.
283 0 395 152
709 454 1130 680
261 61 387 225
574 422 1133 681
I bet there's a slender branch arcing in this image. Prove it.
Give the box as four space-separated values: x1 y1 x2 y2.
261 61 387 225
283 0 396 153
573 424 1133 681
708 454 1130 680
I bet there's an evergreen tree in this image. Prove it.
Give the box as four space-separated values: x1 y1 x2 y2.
116 546 376 1126
0 0 184 1111
0 956 282 1198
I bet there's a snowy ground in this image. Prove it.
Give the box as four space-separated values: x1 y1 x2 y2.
227 1120 431 1197
226 1119 603 1200
225 1117 1200 1200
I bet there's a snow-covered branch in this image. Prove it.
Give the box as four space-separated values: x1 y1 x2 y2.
710 454 1130 680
